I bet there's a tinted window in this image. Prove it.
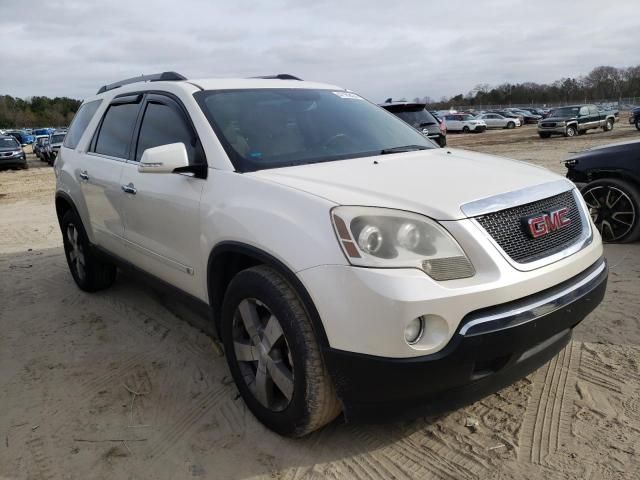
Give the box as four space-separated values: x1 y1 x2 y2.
589 106 599 115
94 103 140 158
196 89 433 172
64 100 101 149
135 102 195 162
383 106 438 129
579 106 589 116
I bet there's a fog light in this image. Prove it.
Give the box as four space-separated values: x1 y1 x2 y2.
404 317 425 344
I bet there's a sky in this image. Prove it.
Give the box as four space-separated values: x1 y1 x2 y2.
1 0 639 103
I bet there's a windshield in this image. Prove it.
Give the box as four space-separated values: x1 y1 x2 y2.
195 89 434 171
51 134 65 143
0 137 19 149
384 105 438 128
552 107 580 117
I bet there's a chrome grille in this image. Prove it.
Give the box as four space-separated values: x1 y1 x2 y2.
476 190 584 263
540 122 556 128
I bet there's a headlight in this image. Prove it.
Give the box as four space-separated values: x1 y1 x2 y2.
331 206 475 280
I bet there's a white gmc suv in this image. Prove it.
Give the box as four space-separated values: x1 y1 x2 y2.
55 72 607 437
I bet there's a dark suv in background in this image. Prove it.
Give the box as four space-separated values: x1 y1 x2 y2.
380 102 447 147
630 107 640 130
0 135 27 169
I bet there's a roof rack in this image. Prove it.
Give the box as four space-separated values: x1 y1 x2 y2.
252 74 303 81
96 71 187 95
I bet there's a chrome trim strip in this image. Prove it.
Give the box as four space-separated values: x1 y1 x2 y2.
460 179 574 217
468 188 593 272
459 258 607 337
121 237 195 276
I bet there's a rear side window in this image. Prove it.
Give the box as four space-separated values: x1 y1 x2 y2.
63 100 101 149
94 103 140 158
135 102 196 162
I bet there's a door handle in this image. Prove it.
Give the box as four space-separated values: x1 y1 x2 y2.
121 183 137 195
79 170 89 181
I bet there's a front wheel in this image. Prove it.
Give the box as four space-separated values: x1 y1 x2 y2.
581 178 640 243
539 132 551 139
61 210 117 291
635 119 640 131
507 121 515 129
565 125 577 137
221 265 341 437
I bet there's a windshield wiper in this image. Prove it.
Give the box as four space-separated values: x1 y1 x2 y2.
380 145 429 155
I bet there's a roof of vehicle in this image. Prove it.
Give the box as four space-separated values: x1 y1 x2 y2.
91 72 344 101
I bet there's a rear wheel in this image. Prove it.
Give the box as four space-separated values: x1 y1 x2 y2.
221 265 341 436
61 210 117 291
635 119 640 131
603 119 614 131
462 126 470 133
581 178 640 243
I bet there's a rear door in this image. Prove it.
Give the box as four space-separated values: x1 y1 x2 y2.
119 93 206 297
82 95 142 257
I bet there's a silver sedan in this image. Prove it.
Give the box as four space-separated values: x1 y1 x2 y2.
476 113 521 129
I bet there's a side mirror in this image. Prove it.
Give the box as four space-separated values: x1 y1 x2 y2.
138 142 189 173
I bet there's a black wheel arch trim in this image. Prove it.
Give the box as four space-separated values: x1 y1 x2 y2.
207 241 330 348
54 191 82 228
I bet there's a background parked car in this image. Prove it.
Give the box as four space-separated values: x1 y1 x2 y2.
565 140 640 243
0 135 27 170
629 107 640 130
508 109 542 124
380 102 447 147
443 113 486 133
43 130 66 164
475 113 520 129
490 110 524 125
5 130 35 146
33 135 49 160
538 104 615 138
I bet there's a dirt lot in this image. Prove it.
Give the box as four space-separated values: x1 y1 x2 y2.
1 123 639 480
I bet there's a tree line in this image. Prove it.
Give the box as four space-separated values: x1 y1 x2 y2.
416 65 640 109
0 95 81 129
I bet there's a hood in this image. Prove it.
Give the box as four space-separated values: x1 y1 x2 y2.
546 114 576 121
0 146 21 152
248 148 562 220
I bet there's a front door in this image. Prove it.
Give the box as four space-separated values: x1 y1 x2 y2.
119 94 207 298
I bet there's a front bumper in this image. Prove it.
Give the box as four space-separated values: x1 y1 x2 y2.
324 257 607 422
538 125 567 134
0 154 27 167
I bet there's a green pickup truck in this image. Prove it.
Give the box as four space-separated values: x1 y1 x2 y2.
537 104 616 138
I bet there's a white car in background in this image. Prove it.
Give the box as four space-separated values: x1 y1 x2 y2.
443 113 486 133
475 113 521 129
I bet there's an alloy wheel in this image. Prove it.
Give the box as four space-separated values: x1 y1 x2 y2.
583 185 636 242
66 223 86 281
232 298 294 411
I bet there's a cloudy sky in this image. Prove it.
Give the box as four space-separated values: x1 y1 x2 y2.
2 0 638 102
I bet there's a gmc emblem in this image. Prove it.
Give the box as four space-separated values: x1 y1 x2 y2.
524 208 571 238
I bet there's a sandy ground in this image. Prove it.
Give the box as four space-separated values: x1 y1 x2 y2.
1 123 639 480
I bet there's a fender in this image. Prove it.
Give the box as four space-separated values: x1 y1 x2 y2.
54 191 81 228
207 241 330 348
